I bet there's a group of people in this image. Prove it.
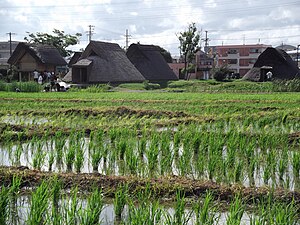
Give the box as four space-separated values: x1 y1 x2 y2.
33 70 57 85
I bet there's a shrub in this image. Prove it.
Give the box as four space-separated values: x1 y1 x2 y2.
212 65 231 81
272 79 300 92
143 81 161 90
0 81 42 92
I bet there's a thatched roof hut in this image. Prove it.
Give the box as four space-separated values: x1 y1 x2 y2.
71 41 145 84
126 44 178 83
243 47 300 81
8 42 66 72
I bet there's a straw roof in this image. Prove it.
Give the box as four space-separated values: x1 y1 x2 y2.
8 42 66 66
126 44 178 82
72 41 145 83
243 47 300 81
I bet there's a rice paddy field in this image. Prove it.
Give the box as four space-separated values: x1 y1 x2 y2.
0 90 299 224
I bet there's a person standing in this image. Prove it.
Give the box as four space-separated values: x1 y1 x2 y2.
38 74 43 85
33 69 39 82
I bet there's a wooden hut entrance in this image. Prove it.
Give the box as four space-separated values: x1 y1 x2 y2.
260 66 273 82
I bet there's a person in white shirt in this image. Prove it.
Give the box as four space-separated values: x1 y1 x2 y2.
33 70 39 82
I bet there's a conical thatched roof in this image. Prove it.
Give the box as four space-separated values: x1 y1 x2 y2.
243 47 300 81
72 41 145 83
126 44 178 82
8 42 66 66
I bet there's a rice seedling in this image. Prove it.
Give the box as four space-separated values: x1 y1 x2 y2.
48 149 55 172
126 198 163 225
65 144 76 172
226 195 245 225
234 160 243 183
80 188 104 225
32 141 46 170
27 180 50 225
75 145 84 173
50 177 62 225
193 192 220 225
0 186 9 225
91 148 102 172
292 151 300 178
64 187 80 225
114 184 128 220
165 189 192 225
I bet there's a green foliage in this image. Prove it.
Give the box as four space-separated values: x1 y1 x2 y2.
118 83 145 90
212 64 231 81
143 80 161 90
272 78 300 92
178 22 200 79
68 84 112 92
24 29 82 57
0 81 42 92
158 46 173 63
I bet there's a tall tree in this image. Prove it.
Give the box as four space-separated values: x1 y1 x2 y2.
24 29 82 57
178 23 200 80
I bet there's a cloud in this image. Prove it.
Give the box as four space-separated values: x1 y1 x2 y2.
0 0 299 56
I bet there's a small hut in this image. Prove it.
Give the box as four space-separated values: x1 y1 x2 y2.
71 41 145 84
7 42 66 81
243 47 300 81
126 44 178 83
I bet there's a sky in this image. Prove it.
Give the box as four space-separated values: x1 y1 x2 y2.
0 0 299 56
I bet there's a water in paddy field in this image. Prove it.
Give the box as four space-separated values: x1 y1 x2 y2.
0 115 50 125
2 194 275 225
0 136 299 191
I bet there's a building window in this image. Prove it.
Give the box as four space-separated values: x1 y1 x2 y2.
228 49 238 54
250 48 260 53
228 59 238 64
249 59 256 64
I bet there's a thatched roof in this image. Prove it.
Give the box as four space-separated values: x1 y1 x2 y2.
68 52 82 67
72 41 145 83
126 44 178 82
8 42 66 66
243 47 300 81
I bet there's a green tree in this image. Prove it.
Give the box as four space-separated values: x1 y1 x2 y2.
178 23 200 80
24 29 82 57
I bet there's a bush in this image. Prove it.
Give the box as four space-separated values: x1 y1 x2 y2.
118 83 145 90
212 65 231 81
143 81 161 90
0 81 42 92
167 80 194 88
272 79 300 92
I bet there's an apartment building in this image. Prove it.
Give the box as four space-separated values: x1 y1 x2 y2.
215 44 271 76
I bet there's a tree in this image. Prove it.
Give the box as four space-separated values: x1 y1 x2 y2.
24 29 82 57
178 23 200 80
158 46 173 63
212 64 231 81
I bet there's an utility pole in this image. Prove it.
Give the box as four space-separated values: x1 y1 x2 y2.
297 44 300 67
124 29 131 50
202 31 209 53
87 25 95 42
6 32 16 56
